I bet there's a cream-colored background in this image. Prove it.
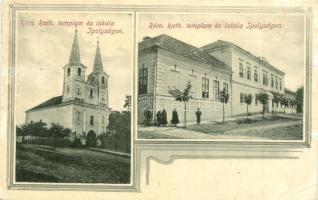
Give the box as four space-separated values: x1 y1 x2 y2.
1 0 318 200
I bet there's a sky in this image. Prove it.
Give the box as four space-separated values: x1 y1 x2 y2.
138 12 306 91
15 11 133 125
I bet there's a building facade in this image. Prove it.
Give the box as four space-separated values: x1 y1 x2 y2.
26 30 110 142
138 34 296 124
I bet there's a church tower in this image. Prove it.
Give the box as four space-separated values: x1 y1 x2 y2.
86 40 109 108
62 29 87 102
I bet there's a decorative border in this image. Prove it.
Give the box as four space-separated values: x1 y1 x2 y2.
7 4 139 192
135 7 312 147
6 4 313 192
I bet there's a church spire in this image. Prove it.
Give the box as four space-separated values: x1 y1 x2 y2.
93 38 104 72
68 28 81 65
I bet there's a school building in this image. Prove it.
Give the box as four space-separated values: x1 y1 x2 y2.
138 34 296 123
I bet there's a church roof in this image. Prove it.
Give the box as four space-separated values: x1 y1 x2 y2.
26 96 62 112
92 40 104 73
139 34 232 72
68 29 81 65
201 40 285 75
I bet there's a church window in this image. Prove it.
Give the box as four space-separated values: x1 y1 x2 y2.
202 77 209 99
90 89 93 97
102 76 105 84
77 68 81 76
213 80 220 100
90 116 94 125
67 68 70 76
240 93 243 103
138 64 148 95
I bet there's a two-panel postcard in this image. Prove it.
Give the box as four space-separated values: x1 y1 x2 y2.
1 1 317 200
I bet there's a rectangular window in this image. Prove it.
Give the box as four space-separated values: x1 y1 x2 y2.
77 88 80 95
275 77 278 89
213 80 220 100
279 79 282 90
263 72 268 85
247 66 251 80
240 93 243 103
90 116 94 125
271 75 274 88
254 69 258 82
138 64 148 95
77 111 81 121
239 63 244 78
202 77 209 99
102 116 105 124
255 94 258 105
223 82 228 94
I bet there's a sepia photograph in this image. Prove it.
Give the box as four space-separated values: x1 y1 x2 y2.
14 11 133 184
137 12 306 141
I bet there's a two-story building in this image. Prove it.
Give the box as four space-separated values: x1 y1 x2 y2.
138 34 295 124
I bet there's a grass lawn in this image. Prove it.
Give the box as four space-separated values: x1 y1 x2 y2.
16 143 130 183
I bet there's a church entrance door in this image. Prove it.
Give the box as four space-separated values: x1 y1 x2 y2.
86 130 96 147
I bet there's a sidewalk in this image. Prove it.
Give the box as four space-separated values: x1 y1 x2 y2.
138 114 302 140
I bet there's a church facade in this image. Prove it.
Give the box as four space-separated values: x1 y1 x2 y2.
26 30 110 141
138 34 296 123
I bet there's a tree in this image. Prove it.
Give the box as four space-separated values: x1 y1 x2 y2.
296 86 304 113
280 96 289 115
271 92 283 116
168 81 192 128
243 94 253 119
290 99 296 113
257 91 269 119
219 89 229 123
123 95 131 112
107 111 131 153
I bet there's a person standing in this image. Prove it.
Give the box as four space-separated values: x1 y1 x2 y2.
196 108 202 125
161 109 168 126
171 109 179 126
144 108 152 126
156 110 162 127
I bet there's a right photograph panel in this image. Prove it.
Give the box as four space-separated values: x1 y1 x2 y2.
137 11 306 141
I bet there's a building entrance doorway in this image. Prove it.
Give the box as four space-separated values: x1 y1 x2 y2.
86 130 96 147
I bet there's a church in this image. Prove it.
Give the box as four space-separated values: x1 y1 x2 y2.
138 34 296 123
25 29 110 143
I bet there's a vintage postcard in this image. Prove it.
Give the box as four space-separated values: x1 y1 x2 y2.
137 11 311 144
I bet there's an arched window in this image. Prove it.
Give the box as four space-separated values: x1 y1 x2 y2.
67 68 70 76
78 68 81 76
102 76 105 84
90 89 93 97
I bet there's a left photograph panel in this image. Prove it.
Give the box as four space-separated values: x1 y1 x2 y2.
13 11 134 184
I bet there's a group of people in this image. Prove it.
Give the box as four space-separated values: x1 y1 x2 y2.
143 108 203 127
